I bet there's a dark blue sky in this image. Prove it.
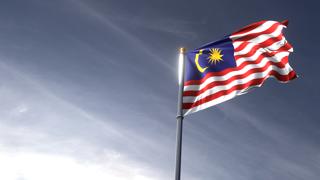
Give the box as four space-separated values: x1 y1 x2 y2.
0 0 319 179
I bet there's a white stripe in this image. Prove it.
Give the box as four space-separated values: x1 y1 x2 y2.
243 25 284 44
234 42 257 55
266 37 287 51
183 89 248 116
232 41 243 49
230 21 278 40
184 52 291 91
232 25 284 50
183 74 295 116
234 37 288 57
183 66 293 103
236 51 289 67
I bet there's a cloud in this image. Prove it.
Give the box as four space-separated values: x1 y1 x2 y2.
70 0 174 72
107 14 199 39
0 60 170 179
0 149 158 180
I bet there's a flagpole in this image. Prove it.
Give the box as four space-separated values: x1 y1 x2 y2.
175 47 186 180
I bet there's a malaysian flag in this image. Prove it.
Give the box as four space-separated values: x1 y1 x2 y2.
183 20 297 116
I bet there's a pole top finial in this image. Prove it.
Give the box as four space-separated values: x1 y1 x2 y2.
179 47 186 54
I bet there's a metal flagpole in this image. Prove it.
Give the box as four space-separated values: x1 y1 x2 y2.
175 47 186 180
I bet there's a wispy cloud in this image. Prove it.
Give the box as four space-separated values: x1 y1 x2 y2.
107 14 200 39
70 0 174 72
0 60 170 179
0 147 159 180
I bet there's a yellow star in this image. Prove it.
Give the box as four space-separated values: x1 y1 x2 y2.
208 48 223 64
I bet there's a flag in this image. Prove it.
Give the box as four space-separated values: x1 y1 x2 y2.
183 20 297 116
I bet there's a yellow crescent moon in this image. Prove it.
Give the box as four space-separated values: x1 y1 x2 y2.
195 49 208 73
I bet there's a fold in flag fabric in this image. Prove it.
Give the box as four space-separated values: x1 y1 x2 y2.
183 20 297 116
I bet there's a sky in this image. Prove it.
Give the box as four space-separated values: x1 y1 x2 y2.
0 0 319 179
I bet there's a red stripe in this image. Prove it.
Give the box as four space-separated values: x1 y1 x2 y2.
255 35 284 48
182 71 297 109
236 52 288 69
233 22 281 42
235 33 285 52
234 42 292 59
184 52 289 86
234 41 250 52
184 57 291 97
281 20 289 26
231 20 267 36
277 43 292 52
